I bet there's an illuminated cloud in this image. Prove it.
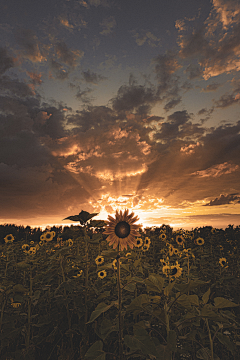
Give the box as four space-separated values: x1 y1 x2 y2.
190 162 239 178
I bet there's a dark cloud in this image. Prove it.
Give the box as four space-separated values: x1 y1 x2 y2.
75 87 94 104
55 42 83 67
100 16 116 35
0 76 34 97
184 63 204 80
213 93 240 108
201 82 223 92
111 76 159 115
0 47 15 75
14 28 47 62
50 59 70 80
82 69 107 84
203 193 240 206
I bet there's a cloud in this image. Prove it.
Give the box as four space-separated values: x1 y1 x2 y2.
75 87 94 104
131 30 161 47
14 28 47 62
100 16 116 35
0 76 35 98
201 82 223 92
55 42 84 67
190 161 239 178
82 69 107 84
110 75 159 115
0 48 15 75
203 193 240 206
49 59 70 80
177 0 240 80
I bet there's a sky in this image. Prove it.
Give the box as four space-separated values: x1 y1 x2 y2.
0 0 240 232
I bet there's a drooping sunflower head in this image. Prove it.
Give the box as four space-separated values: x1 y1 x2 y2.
103 209 142 251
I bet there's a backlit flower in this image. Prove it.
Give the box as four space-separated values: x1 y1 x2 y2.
4 234 15 243
219 257 228 268
98 270 107 279
195 237 204 246
95 255 104 265
103 209 142 251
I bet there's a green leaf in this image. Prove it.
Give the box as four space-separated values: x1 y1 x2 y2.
200 304 226 322
164 281 175 297
86 301 118 324
88 220 107 228
63 210 99 225
202 288 210 304
196 348 212 359
214 297 239 308
134 259 141 268
123 282 136 292
97 291 111 300
144 274 164 294
216 333 237 356
100 250 119 258
12 284 29 293
175 294 192 309
84 340 106 359
125 294 149 313
175 279 210 294
98 318 119 341
188 294 199 306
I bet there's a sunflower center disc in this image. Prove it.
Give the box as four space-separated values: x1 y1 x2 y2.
115 221 130 238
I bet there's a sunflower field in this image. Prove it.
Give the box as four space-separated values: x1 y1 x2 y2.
0 210 239 360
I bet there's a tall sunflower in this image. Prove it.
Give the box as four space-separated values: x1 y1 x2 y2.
103 209 142 251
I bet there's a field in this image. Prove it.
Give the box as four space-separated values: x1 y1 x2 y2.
0 213 239 360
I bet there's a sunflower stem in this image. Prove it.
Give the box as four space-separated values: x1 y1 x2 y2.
117 244 124 360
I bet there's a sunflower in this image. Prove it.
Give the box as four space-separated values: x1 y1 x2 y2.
67 239 73 246
219 257 228 268
144 237 151 246
4 234 15 243
211 228 217 234
159 233 167 241
160 259 168 267
28 247 36 255
142 244 150 252
98 270 107 279
126 253 131 257
103 209 142 251
73 270 83 278
169 244 174 256
162 265 171 276
112 258 122 270
95 255 104 265
176 235 185 246
170 264 182 278
195 237 204 246
173 248 179 255
44 231 54 242
135 238 143 248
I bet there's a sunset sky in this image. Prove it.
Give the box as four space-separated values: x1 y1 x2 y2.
0 0 240 232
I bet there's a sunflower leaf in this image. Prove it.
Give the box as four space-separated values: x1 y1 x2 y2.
62 210 99 225
214 297 239 308
86 301 118 324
